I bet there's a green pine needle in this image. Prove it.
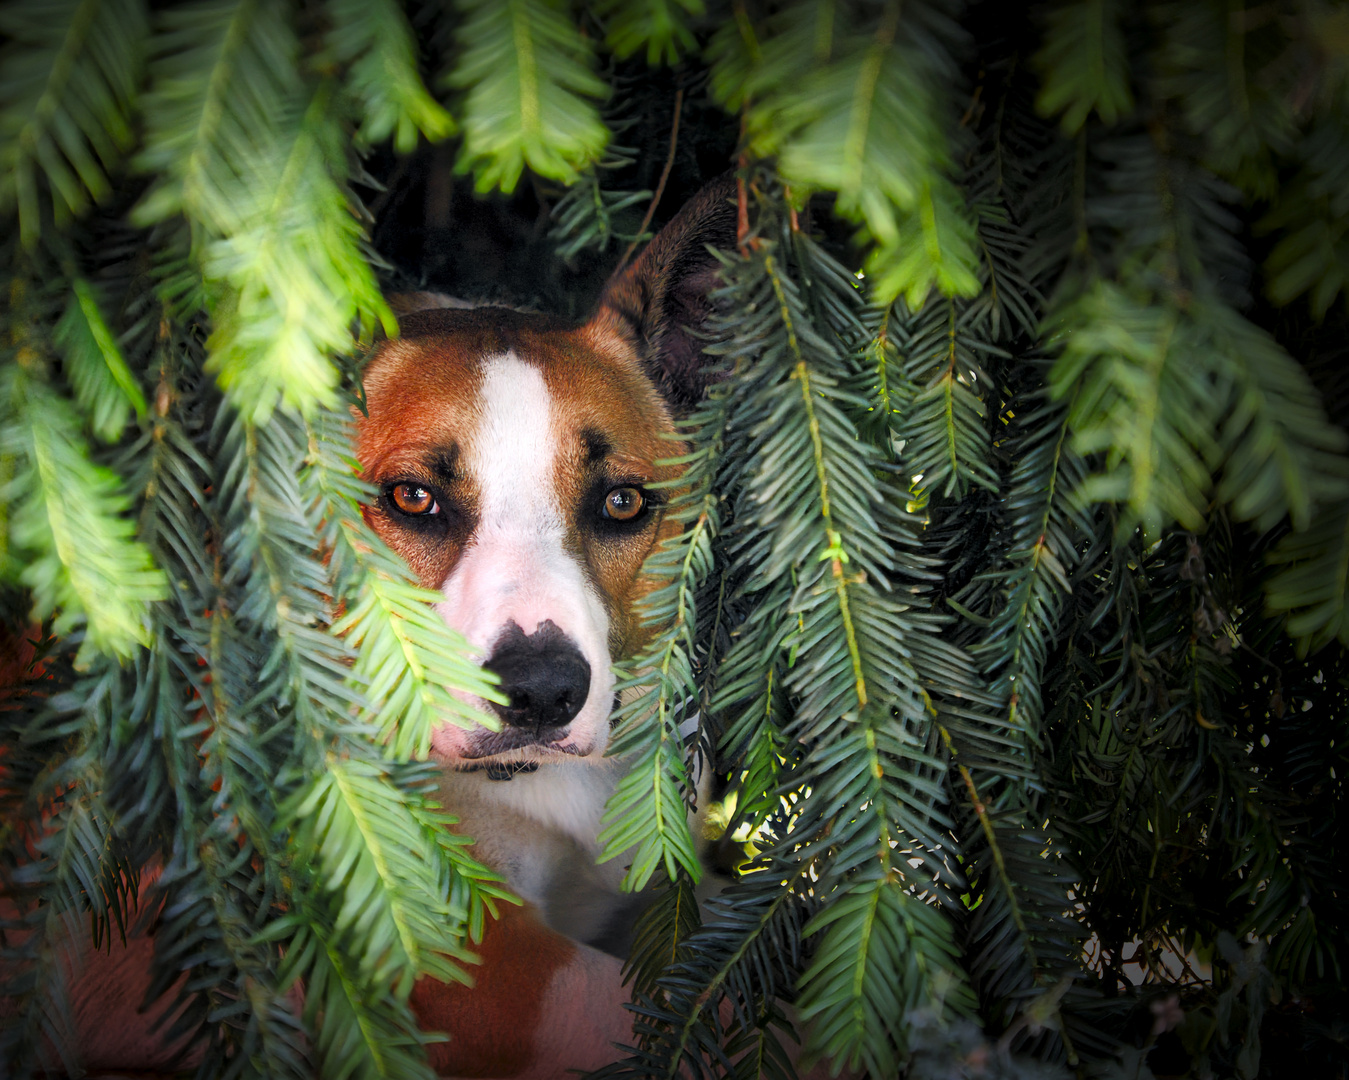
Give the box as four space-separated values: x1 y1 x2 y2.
0 0 149 245
1265 497 1349 654
594 0 705 67
447 0 610 193
55 277 147 443
1033 0 1134 134
4 373 165 661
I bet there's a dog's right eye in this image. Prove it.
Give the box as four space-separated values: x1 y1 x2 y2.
390 483 439 516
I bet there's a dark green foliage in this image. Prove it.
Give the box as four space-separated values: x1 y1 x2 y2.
1 2 1347 1079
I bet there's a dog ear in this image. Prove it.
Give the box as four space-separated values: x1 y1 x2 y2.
590 174 738 412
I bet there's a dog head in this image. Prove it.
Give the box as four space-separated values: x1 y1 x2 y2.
356 179 736 767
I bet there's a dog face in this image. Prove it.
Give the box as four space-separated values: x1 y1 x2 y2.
357 312 684 762
356 179 736 768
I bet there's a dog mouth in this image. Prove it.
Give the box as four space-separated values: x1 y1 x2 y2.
459 724 590 761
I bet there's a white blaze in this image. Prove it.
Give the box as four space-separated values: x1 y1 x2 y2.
433 352 613 760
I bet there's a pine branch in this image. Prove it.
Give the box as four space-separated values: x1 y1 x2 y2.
550 143 651 259
1153 0 1296 199
593 0 704 68
1047 282 1220 536
293 932 438 1080
283 758 479 997
1261 113 1349 317
974 386 1093 745
135 4 393 422
892 297 1001 502
216 411 359 736
2 368 166 662
591 841 812 1080
711 214 975 1071
709 1 979 306
54 277 147 444
1265 497 1349 654
0 0 149 245
327 0 455 153
447 0 610 193
1033 0 1133 134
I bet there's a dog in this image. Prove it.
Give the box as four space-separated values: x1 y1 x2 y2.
8 177 739 1079
362 175 738 1076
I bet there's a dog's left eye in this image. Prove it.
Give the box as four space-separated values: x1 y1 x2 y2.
602 486 645 522
390 483 439 515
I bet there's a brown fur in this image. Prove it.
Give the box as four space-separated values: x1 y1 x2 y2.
413 903 575 1077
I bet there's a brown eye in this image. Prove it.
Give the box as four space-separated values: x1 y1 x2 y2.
391 483 438 515
603 486 645 522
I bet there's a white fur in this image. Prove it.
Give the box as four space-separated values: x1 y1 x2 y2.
432 352 614 763
458 759 622 849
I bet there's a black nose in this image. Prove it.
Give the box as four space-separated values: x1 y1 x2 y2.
483 621 591 731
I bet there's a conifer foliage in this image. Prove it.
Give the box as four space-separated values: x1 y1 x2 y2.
1 2 1346 1079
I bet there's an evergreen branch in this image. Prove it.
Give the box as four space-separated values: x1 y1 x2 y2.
136 5 393 422
1264 196 1349 318
792 722 973 1072
797 874 963 1077
550 142 651 259
1033 0 1133 134
592 850 813 1080
624 869 701 999
667 868 805 1069
200 79 392 422
54 277 147 444
974 387 1092 744
599 511 710 890
1154 0 1296 200
152 823 310 1077
285 757 477 997
708 218 974 1073
594 0 705 67
1048 282 1349 538
0 770 116 1077
618 86 683 271
408 790 515 945
1047 283 1218 536
327 0 455 153
0 0 149 245
140 636 309 1076
852 304 909 447
896 298 1000 501
2 371 166 661
600 385 734 889
716 650 789 833
1265 496 1349 654
711 1 978 306
285 929 437 1080
1204 299 1349 532
600 349 742 892
1260 101 1349 310
134 0 293 232
766 253 868 712
599 694 701 892
447 0 609 192
940 722 1031 953
865 178 982 309
216 412 359 734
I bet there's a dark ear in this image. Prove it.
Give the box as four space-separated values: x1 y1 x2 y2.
590 174 738 412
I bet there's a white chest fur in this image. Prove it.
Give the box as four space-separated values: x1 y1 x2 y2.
436 760 640 952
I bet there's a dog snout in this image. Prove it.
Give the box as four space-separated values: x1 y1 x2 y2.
484 621 592 732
